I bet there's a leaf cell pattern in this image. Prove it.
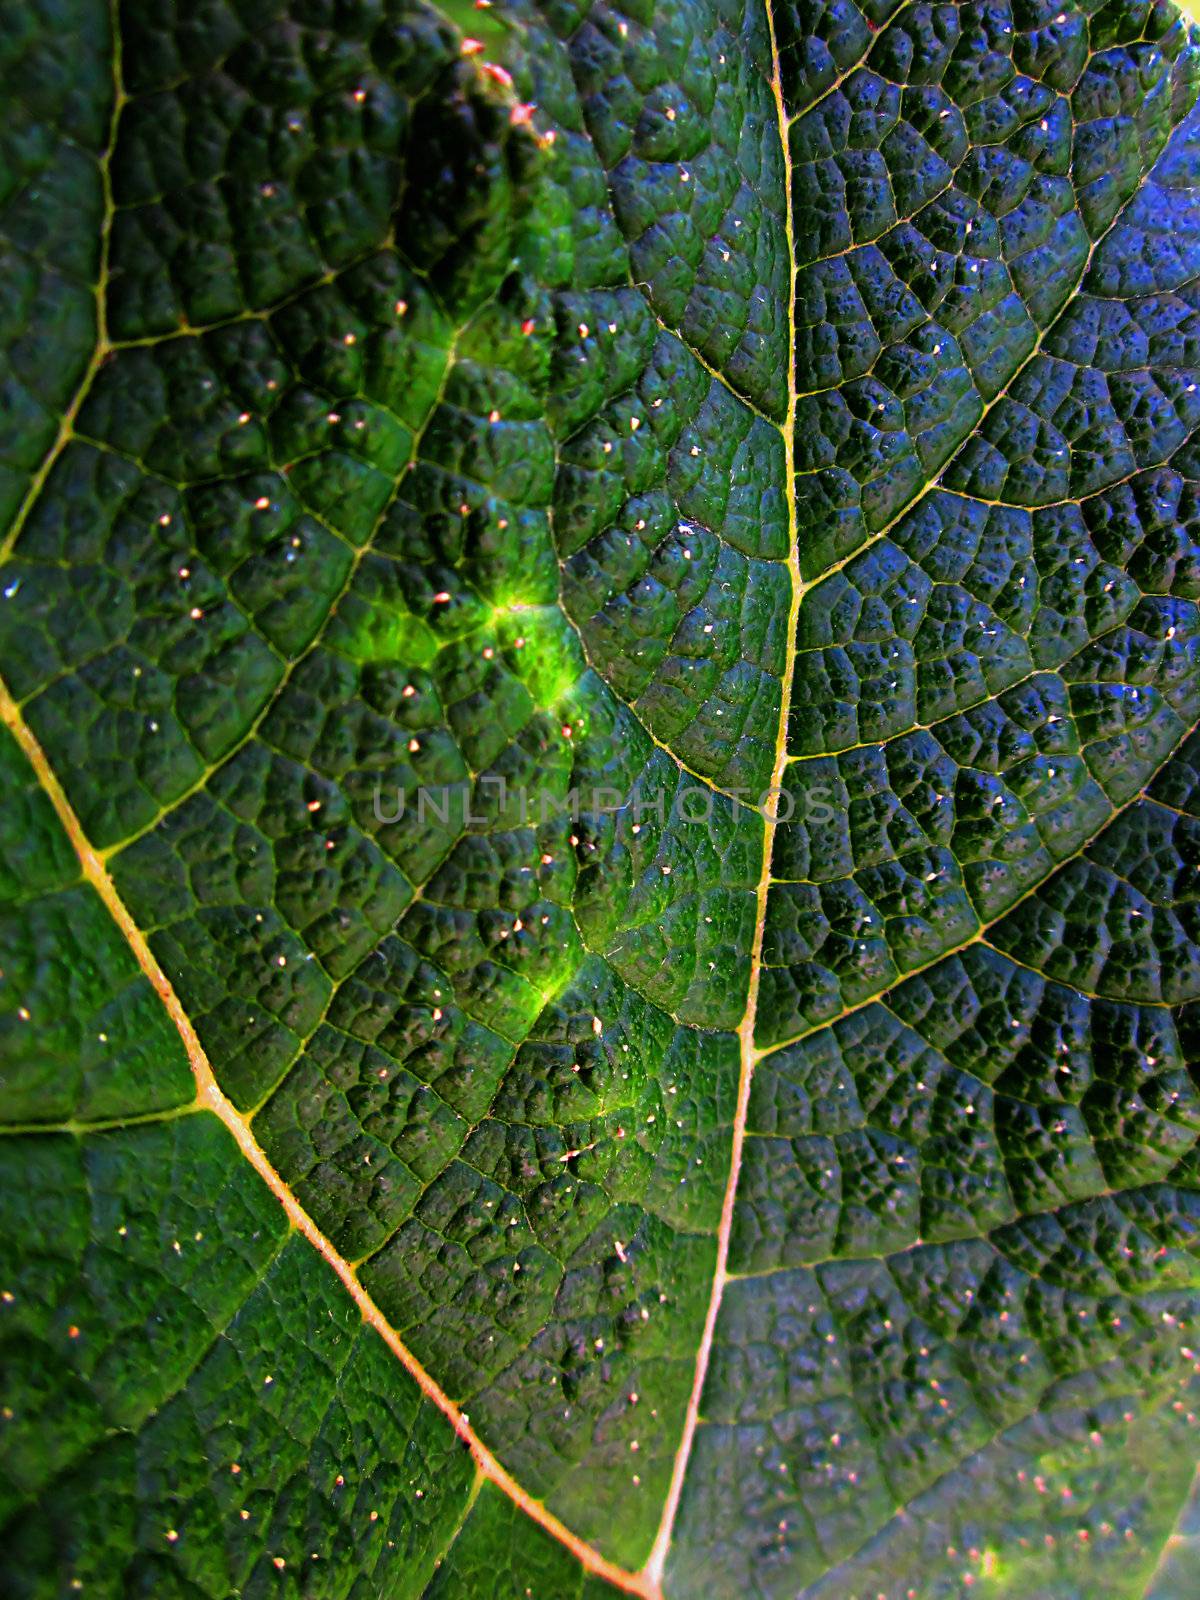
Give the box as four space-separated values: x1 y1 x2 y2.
2 0 1200 1597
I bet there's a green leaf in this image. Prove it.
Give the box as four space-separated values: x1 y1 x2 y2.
3 0 1200 1595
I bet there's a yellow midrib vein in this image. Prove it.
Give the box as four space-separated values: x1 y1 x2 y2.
642 3 803 1582
0 672 659 1600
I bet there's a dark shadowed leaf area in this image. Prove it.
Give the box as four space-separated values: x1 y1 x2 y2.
3 0 1200 1595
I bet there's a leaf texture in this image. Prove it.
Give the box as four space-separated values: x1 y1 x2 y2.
3 0 1200 1596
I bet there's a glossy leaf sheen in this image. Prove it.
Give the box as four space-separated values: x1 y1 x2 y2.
3 0 1200 1595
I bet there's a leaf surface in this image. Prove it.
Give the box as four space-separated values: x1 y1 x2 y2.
3 0 1200 1595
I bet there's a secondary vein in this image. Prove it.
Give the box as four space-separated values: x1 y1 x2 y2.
0 669 657 1600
